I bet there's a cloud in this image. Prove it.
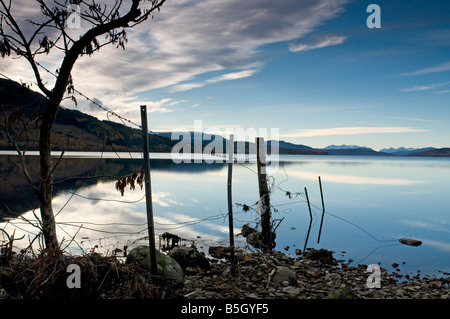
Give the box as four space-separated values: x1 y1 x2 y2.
400 85 437 92
381 116 442 123
434 90 450 94
282 126 429 138
292 171 425 186
421 239 450 253
400 220 450 233
398 61 450 76
2 0 348 98
170 68 261 92
152 192 184 207
289 35 347 52
399 81 450 92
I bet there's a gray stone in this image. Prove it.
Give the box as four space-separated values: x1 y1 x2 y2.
127 245 184 286
272 266 297 286
282 286 300 295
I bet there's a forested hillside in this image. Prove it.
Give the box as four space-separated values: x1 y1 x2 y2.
0 78 175 152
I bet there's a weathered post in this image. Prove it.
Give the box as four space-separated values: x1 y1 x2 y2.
303 187 313 252
140 105 157 275
317 176 326 244
227 134 236 273
256 137 272 252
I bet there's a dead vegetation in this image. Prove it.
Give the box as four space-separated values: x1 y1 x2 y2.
0 248 181 299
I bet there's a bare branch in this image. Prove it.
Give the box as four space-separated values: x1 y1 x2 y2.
1 103 39 196
0 0 51 97
0 0 167 252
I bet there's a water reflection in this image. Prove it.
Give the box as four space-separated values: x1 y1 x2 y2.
1 153 450 277
290 171 425 186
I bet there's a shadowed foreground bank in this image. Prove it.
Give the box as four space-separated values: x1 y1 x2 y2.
0 246 448 299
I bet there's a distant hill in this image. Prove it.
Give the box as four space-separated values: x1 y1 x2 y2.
2 78 448 157
319 147 392 156
0 78 175 152
267 140 326 155
380 147 436 156
325 144 369 150
159 133 326 155
409 148 450 157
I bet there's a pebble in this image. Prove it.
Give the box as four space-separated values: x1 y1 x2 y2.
175 248 449 299
282 286 300 295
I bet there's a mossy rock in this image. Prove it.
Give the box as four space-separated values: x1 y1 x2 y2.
326 287 359 299
127 245 184 286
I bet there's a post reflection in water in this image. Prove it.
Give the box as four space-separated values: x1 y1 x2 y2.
1 154 450 277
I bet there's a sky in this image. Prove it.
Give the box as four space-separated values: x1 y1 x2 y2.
1 0 450 150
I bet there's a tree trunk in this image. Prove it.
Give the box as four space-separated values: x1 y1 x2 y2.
38 98 61 251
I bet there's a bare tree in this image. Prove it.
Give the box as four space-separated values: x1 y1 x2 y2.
0 0 166 252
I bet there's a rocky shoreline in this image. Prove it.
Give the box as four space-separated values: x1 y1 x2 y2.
0 245 448 299
174 247 449 299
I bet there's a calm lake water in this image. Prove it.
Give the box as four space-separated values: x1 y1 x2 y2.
1 152 449 278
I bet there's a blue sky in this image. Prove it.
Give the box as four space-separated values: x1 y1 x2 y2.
2 0 450 150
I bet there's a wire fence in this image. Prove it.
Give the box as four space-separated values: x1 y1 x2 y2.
0 70 399 265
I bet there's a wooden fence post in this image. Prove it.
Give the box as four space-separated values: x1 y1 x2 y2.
256 137 272 252
140 105 157 275
317 176 326 244
303 187 313 253
227 134 236 273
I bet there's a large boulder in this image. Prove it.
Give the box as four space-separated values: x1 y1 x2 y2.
169 246 210 271
127 245 184 286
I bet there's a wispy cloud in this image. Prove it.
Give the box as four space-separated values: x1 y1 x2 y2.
3 0 348 101
289 35 347 52
398 61 450 76
399 81 450 93
291 171 425 186
393 117 441 123
282 126 429 138
400 220 450 234
170 68 261 92
421 239 450 253
400 85 437 92
434 90 450 94
375 115 442 123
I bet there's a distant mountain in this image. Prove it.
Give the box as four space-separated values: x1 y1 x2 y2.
2 78 448 157
270 140 315 151
324 144 370 150
409 148 450 157
320 147 391 156
267 140 326 155
158 133 326 155
380 147 436 156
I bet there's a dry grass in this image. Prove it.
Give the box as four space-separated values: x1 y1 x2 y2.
0 249 181 299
